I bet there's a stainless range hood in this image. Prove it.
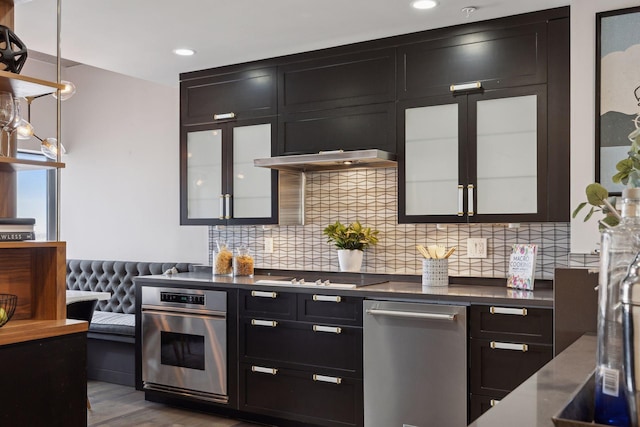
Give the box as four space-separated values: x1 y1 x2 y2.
254 149 397 172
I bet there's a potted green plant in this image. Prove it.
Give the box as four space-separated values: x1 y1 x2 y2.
322 220 379 272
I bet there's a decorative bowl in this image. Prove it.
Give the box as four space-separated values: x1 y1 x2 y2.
0 294 17 327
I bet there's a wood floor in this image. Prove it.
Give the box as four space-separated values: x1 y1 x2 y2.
87 381 267 427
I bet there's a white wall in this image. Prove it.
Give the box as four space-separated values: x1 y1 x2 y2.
20 60 208 264
570 0 640 253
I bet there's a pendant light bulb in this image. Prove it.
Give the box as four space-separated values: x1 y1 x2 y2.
40 137 66 160
52 80 76 101
15 119 34 139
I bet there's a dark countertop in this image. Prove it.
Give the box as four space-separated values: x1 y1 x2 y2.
468 334 596 427
134 271 553 308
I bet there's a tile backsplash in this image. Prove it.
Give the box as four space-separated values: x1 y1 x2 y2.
210 168 598 280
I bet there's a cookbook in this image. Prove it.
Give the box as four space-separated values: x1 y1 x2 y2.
507 244 537 290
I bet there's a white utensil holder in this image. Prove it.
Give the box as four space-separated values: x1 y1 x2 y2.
422 259 449 287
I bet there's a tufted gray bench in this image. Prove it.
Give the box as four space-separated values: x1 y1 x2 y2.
66 259 194 386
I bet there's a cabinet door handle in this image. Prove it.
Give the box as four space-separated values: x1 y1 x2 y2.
251 290 278 298
450 81 482 92
219 194 225 219
313 374 342 384
458 185 464 216
213 112 236 120
467 184 474 216
224 194 231 219
490 306 528 316
313 295 341 303
490 341 528 352
251 319 278 327
313 325 342 334
490 399 500 407
251 365 277 375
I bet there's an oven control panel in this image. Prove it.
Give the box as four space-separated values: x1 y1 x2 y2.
160 292 205 305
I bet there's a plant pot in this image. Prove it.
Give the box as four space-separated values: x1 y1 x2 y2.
337 249 364 272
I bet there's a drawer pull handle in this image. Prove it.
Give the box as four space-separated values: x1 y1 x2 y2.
490 341 528 352
490 306 528 316
251 290 277 298
490 399 500 407
251 319 278 327
313 325 342 334
252 366 277 375
213 112 236 120
313 295 341 303
313 374 342 384
450 81 482 92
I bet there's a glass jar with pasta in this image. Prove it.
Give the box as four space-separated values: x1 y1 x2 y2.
233 245 254 277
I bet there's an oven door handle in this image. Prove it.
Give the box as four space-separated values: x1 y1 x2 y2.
142 307 227 319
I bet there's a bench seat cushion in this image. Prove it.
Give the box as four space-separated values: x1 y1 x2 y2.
90 311 135 337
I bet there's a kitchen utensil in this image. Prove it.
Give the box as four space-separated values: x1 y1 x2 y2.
416 245 431 259
444 247 456 258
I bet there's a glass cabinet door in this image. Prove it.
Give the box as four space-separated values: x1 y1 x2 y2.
186 128 223 220
470 85 545 220
401 96 464 221
475 94 537 215
231 122 273 219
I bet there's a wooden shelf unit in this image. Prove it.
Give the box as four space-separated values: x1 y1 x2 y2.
0 70 65 98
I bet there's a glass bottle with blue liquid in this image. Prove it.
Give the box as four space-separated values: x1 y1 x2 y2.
596 188 640 426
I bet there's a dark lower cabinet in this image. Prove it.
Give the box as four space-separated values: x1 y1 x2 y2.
241 364 363 427
469 337 553 397
241 318 362 375
469 394 501 422
468 304 553 423
0 332 87 427
239 290 364 426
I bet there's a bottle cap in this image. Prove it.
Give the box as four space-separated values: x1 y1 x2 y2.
623 188 640 199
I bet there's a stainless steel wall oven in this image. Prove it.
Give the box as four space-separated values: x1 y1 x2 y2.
141 287 228 403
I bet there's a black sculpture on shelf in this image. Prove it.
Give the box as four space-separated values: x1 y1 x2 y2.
0 25 27 74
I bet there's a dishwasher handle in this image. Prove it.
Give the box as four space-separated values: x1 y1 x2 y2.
366 308 456 321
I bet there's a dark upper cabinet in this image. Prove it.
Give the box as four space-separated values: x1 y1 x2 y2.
278 49 396 113
276 49 396 155
399 85 551 223
278 103 396 155
181 67 277 126
398 14 569 224
180 117 279 226
398 22 547 99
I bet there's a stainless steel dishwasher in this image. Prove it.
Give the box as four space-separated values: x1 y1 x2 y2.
364 300 467 427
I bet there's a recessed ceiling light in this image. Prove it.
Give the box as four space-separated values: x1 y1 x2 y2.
173 48 196 56
411 0 438 10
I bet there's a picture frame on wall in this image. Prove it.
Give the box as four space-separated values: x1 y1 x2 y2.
596 6 640 195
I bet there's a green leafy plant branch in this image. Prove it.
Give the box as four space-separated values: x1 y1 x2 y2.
573 138 640 228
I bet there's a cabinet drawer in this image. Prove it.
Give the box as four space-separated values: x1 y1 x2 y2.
181 67 277 125
240 318 363 374
469 305 552 344
469 337 553 396
277 103 396 155
398 23 546 98
298 294 363 326
239 289 296 320
278 48 396 113
469 393 502 423
240 363 363 427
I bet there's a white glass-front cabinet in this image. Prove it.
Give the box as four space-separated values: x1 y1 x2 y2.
399 85 547 223
181 118 277 225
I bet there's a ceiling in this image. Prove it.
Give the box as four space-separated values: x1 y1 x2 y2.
15 0 569 88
